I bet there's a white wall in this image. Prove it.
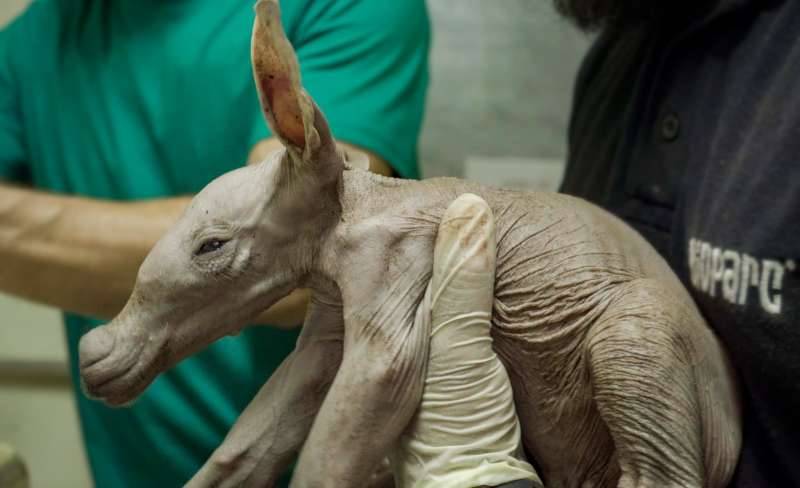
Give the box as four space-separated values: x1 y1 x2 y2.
0 0 27 22
420 0 588 178
0 297 91 488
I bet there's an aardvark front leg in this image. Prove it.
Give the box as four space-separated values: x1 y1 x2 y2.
290 259 432 487
186 296 345 488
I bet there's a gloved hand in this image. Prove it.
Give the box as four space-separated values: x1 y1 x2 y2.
391 194 542 488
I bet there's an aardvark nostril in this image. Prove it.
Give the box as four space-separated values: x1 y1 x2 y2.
79 326 116 369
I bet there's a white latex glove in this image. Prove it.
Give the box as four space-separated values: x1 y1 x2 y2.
391 194 542 488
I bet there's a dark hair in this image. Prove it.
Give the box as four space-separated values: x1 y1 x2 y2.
553 0 615 30
552 0 678 30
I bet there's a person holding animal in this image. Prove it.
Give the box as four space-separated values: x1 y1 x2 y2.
79 2 741 486
554 1 800 486
0 0 428 486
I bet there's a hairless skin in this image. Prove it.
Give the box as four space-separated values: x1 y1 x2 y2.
78 1 741 486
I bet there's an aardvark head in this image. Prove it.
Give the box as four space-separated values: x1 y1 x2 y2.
79 0 348 406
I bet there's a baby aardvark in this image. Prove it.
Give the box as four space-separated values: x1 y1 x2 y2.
78 1 741 486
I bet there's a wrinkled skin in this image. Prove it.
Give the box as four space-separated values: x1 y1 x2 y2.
78 1 741 487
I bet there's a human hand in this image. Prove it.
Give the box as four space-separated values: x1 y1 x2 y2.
392 193 542 488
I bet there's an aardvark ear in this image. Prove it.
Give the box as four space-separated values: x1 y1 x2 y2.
251 0 341 174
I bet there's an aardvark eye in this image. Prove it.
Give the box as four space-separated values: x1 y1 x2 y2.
195 239 229 256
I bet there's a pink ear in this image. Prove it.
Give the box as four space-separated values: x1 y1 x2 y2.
252 0 317 153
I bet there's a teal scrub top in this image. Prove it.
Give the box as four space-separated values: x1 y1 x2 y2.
0 0 429 486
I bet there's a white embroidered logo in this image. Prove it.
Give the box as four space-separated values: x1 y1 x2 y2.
687 238 794 315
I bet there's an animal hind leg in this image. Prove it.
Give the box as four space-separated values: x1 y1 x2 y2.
586 280 705 488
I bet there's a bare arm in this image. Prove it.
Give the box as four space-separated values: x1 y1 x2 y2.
0 183 186 319
0 138 389 327
0 183 307 326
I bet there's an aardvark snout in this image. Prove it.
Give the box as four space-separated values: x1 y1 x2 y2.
79 324 129 395
79 326 116 369
78 320 159 406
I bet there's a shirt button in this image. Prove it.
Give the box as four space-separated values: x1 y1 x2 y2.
660 112 680 141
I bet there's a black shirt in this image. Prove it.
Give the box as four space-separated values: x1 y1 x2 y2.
560 1 799 486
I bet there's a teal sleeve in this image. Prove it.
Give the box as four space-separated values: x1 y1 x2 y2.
288 0 430 179
0 10 31 183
